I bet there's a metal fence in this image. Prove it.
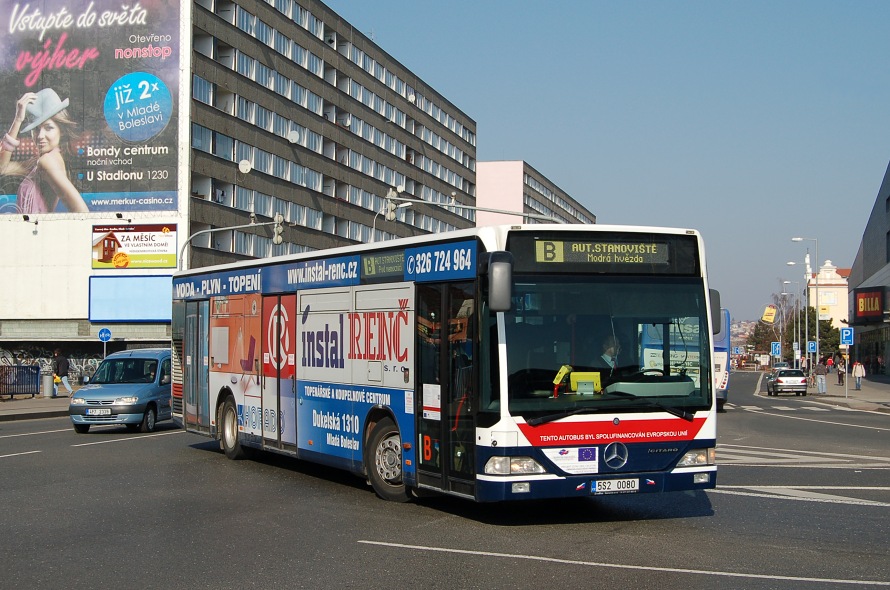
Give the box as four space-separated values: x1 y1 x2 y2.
0 365 41 398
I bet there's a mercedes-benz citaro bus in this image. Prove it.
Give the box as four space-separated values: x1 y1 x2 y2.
171 224 720 503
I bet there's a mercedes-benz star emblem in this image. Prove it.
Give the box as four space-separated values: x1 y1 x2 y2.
603 442 629 469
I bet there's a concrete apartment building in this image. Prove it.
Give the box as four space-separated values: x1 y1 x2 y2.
476 161 594 226
0 0 479 365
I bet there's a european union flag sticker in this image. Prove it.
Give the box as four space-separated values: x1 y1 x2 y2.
578 447 597 462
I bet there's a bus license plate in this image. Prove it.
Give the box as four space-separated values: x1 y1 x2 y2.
592 478 639 494
86 408 111 416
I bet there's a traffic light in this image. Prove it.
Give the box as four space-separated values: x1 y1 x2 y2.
272 213 284 245
385 200 397 221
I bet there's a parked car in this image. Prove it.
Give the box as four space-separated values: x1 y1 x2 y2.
69 348 172 433
766 368 808 396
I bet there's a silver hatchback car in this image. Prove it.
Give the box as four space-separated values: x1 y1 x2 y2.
69 348 172 433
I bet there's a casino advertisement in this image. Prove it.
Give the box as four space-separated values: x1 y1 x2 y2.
0 0 180 214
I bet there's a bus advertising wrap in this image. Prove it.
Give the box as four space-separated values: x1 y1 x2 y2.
0 0 180 214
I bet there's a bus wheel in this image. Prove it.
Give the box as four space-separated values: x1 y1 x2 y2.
367 418 411 502
221 397 246 460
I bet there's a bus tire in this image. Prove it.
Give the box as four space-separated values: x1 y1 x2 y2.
221 396 247 460
366 417 411 502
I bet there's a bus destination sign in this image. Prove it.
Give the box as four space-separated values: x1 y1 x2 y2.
535 240 669 265
362 251 405 279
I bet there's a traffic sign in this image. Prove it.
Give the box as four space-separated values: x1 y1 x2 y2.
98 328 112 342
840 327 854 346
771 341 781 357
807 341 817 353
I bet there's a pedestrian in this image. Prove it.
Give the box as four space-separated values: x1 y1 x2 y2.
852 361 866 391
52 348 73 397
825 356 834 374
837 358 845 386
813 360 828 394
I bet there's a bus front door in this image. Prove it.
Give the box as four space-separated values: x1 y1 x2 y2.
416 282 477 498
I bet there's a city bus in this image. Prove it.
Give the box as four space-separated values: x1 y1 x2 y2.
171 224 721 503
713 309 731 411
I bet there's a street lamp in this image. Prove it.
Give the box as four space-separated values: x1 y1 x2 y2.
371 187 413 243
179 213 284 270
792 237 819 365
786 261 810 370
783 279 800 368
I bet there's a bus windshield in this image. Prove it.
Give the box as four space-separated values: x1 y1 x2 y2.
503 275 712 419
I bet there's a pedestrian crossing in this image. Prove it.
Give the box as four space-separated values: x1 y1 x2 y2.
725 403 832 412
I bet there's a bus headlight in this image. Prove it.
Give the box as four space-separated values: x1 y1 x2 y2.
484 456 546 475
677 447 716 467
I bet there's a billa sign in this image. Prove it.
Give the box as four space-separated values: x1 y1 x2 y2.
761 304 777 324
853 288 884 323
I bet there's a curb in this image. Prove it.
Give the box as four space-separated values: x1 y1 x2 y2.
0 410 69 422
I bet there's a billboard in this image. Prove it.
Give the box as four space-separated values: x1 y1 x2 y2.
92 223 177 269
0 0 180 215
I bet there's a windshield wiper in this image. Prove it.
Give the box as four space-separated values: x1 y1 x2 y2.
526 407 596 427
601 390 695 422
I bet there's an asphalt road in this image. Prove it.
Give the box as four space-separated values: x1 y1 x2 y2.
0 380 888 590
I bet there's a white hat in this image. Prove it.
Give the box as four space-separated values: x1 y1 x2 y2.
20 88 70 135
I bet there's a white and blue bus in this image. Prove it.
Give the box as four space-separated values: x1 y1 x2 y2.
713 309 731 411
171 224 721 503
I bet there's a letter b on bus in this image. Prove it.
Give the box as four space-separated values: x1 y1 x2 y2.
536 240 563 263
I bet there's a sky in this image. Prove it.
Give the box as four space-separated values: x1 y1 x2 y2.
325 0 890 321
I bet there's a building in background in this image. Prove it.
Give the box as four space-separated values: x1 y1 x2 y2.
848 159 890 374
809 260 850 331
476 161 594 226
0 0 482 367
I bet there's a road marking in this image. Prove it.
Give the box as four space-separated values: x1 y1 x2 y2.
71 430 184 447
739 407 890 432
0 450 41 459
712 486 890 507
358 540 890 586
718 444 890 468
0 428 70 439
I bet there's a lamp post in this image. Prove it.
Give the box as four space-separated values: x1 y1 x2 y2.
777 282 787 365
786 261 810 371
783 280 800 368
792 237 819 365
371 187 413 243
179 213 283 270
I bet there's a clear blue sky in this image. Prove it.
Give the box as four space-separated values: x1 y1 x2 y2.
325 0 890 321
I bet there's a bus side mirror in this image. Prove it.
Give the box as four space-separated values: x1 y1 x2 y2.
710 289 721 334
481 251 513 312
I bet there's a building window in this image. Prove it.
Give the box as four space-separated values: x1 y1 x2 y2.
192 75 213 105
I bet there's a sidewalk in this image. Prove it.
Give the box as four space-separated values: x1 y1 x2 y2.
815 372 890 413
3 373 890 422
0 385 82 422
